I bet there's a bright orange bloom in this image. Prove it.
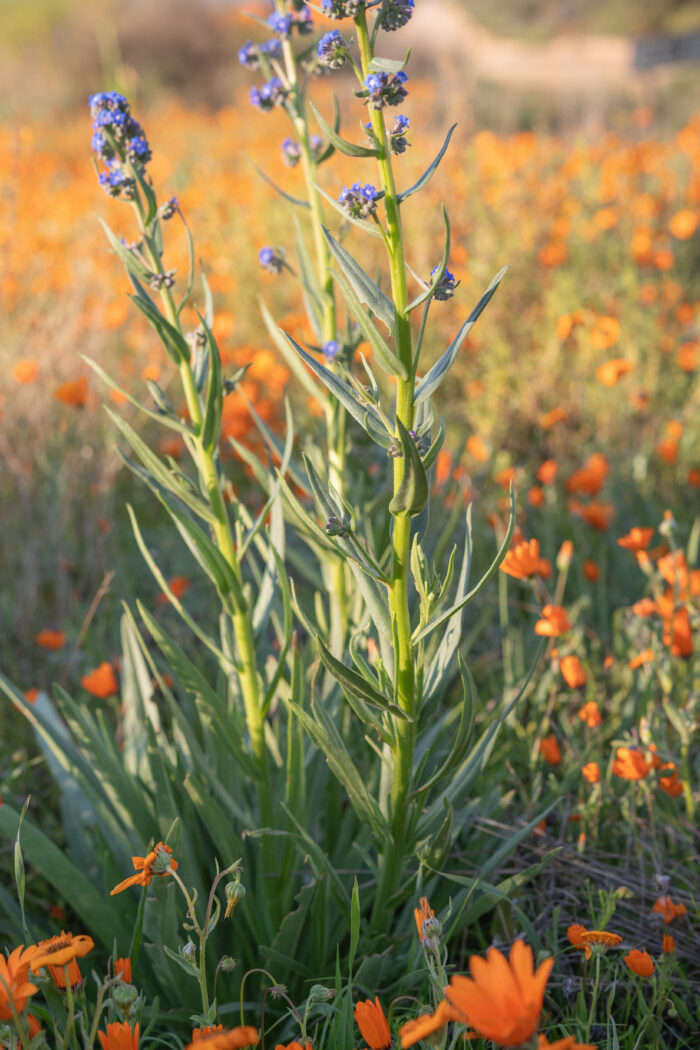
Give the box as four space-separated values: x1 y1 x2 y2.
186 1028 258 1049
110 842 178 895
566 453 609 496
114 957 132 982
500 539 548 580
54 376 88 407
569 500 615 531
664 606 693 658
274 1042 312 1050
577 701 601 728
539 407 568 429
539 735 562 765
0 946 39 1020
537 459 558 484
652 896 687 923
98 1022 139 1050
582 762 600 784
32 932 94 970
81 662 119 699
494 466 517 489
596 358 635 387
445 940 553 1047
658 770 684 797
582 560 600 581
47 958 83 989
535 605 572 637
529 486 546 507
537 1036 597 1050
24 688 39 704
617 528 654 552
662 934 675 953
354 998 391 1050
688 468 700 487
538 241 568 267
669 208 698 239
157 575 191 604
632 597 657 617
588 316 620 351
399 1001 457 1048
414 896 435 941
560 655 586 689
35 629 66 650
657 438 678 464
612 748 652 781
13 358 40 384
567 925 622 960
466 434 488 462
624 949 654 978
628 649 654 669
676 342 698 371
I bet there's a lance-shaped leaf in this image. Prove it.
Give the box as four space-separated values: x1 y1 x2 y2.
317 637 410 721
245 156 309 208
398 124 457 204
284 331 385 438
127 288 190 364
414 265 508 405
389 418 429 517
322 226 395 331
310 101 379 158
331 267 407 380
196 310 223 453
293 215 324 337
369 51 411 74
83 357 190 435
259 297 329 407
414 486 516 644
421 505 472 704
407 206 450 314
412 656 477 798
98 216 151 281
312 181 384 239
157 495 245 610
201 268 214 329
176 210 196 316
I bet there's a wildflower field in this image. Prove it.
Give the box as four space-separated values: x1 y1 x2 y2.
0 2 699 1049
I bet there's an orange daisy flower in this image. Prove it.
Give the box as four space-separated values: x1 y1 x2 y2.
98 1022 139 1050
537 1036 597 1050
539 735 562 765
662 934 675 953
652 896 687 923
32 932 94 970
35 629 66 651
157 575 191 605
628 649 654 670
617 528 654 552
54 376 88 407
560 655 586 689
110 842 178 895
445 940 553 1047
81 662 119 699
500 539 549 580
0 946 39 1020
596 358 635 387
535 605 572 637
611 747 652 781
13 359 40 384
536 459 558 485
354 998 391 1050
114 958 132 983
582 560 600 581
186 1027 258 1049
624 949 654 978
577 701 601 728
567 925 622 960
274 1042 312 1050
659 770 684 797
399 1001 457 1048
414 896 435 941
581 762 600 784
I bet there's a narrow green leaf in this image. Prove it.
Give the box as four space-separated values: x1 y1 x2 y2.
398 124 457 203
369 51 411 74
127 291 190 364
97 216 151 280
388 418 429 517
310 101 379 158
322 225 395 331
407 206 451 313
412 656 477 797
259 297 329 406
317 637 410 720
197 310 223 452
246 156 310 208
83 356 190 435
331 267 407 380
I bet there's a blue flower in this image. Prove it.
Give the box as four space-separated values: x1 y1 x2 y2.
294 5 314 34
363 70 408 109
323 340 340 359
317 30 347 69
259 246 285 273
338 181 379 220
377 0 414 31
430 265 460 301
281 137 301 167
90 92 151 198
238 41 259 67
98 166 136 200
388 114 410 154
267 11 293 37
250 77 288 111
260 38 283 58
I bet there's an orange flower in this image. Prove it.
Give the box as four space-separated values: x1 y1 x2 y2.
582 762 600 784
81 662 119 699
537 1036 597 1050
535 605 572 637
596 358 635 387
628 649 654 669
582 560 600 581
24 688 39 704
662 934 675 953
664 606 693 658
47 958 83 989
186 1028 258 1049
500 539 548 580
566 453 609 496
659 770 684 797
539 407 569 429
157 575 191 604
537 459 558 484
617 527 654 552
354 998 391 1050
652 896 687 923
538 241 568 267
612 747 652 781
445 940 553 1047
35 629 66 650
624 949 654 978
0 946 39 1020
98 1022 139 1050
588 316 620 351
274 1042 312 1050
560 655 586 689
669 209 698 239
569 500 615 531
399 1001 457 1048
577 701 601 727
676 342 698 371
414 896 435 941
466 434 488 462
54 376 88 407
539 735 562 765
114 957 132 982
528 486 546 507
13 358 40 384
657 438 678 464
632 598 657 617
567 925 622 960
193 1028 225 1042
110 842 178 895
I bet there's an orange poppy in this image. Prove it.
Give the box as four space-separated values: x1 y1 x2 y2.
628 649 654 669
539 735 562 765
399 1000 457 1048
13 358 40 384
535 605 572 637
54 376 88 407
596 358 635 387
581 762 600 784
354 998 391 1050
110 842 178 895
35 629 66 651
114 957 132 982
560 655 586 689
662 934 675 953
414 896 435 941
566 453 609 495
186 1027 258 1049
567 925 622 960
617 527 654 552
32 932 94 971
0 946 39 1020
500 539 548 580
582 560 600 581
612 747 652 781
98 1022 140 1050
659 770 684 797
445 940 553 1047
624 949 654 978
81 662 119 699
652 896 687 923
577 701 601 727
537 459 558 485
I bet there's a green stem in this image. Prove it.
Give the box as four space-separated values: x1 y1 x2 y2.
585 953 601 1042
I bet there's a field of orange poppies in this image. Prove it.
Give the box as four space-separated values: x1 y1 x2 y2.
0 3 699 1048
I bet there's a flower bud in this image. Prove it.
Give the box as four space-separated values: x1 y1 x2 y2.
225 880 246 918
112 981 140 1016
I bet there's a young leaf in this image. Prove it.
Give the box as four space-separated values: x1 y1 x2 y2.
316 637 410 720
